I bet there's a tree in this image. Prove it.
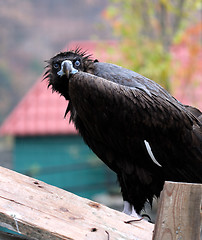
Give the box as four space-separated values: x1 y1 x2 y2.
104 0 200 92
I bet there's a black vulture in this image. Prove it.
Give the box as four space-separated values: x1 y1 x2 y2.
44 48 202 218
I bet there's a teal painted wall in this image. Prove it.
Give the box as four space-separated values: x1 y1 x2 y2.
14 135 116 199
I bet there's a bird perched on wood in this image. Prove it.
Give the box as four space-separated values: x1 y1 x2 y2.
44 48 202 218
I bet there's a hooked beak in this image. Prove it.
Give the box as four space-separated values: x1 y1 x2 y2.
63 60 72 79
57 60 78 78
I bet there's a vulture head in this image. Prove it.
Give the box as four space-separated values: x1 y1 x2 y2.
44 48 96 100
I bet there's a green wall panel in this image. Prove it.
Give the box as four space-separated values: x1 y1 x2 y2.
14 135 116 199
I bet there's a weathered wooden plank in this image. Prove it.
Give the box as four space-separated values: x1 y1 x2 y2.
0 166 154 240
0 231 29 240
153 181 202 240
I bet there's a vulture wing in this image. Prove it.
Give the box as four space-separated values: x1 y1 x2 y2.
69 71 202 184
93 62 175 100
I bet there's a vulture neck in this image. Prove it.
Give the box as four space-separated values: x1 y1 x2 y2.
64 100 77 123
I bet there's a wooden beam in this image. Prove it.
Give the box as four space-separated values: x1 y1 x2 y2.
0 166 154 240
0 231 28 240
153 181 202 240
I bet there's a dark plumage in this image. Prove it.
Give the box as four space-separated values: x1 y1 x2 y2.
45 48 202 215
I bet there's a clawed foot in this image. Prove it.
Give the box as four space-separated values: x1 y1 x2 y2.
122 201 152 223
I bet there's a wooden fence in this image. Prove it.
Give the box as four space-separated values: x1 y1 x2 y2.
0 166 201 240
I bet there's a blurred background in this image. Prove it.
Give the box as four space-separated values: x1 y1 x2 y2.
0 0 201 220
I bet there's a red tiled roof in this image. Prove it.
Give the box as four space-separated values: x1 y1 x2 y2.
0 78 76 136
0 40 117 136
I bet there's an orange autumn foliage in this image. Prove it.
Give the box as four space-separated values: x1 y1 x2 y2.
171 22 202 109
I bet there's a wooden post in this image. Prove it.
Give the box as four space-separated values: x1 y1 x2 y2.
0 166 154 240
153 181 202 240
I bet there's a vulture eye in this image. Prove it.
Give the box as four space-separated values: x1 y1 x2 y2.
74 60 80 67
53 63 59 69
